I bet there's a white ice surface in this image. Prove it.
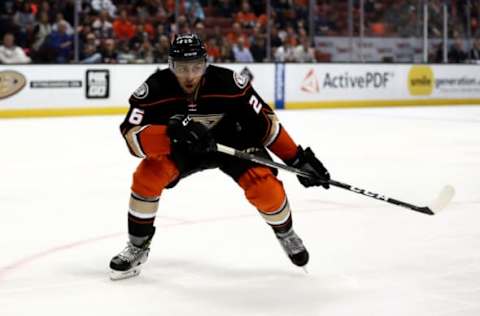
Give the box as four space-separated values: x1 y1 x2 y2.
1 106 479 316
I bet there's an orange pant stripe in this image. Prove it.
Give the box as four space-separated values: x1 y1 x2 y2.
238 166 287 213
131 157 179 197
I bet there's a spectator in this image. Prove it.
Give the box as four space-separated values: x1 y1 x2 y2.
47 21 73 63
135 39 154 63
270 26 283 48
164 0 184 18
172 15 190 34
52 13 74 35
84 32 99 50
398 10 419 38
145 0 167 17
193 21 206 42
236 0 257 29
130 24 149 51
448 38 468 63
32 11 52 51
281 25 298 46
226 22 249 47
38 1 54 21
293 37 316 62
210 25 224 45
117 40 136 63
137 15 155 40
206 37 221 62
155 23 167 38
274 38 296 62
219 40 234 62
250 33 266 62
185 0 205 25
0 32 31 64
469 38 480 61
80 43 102 63
232 36 254 62
90 0 116 18
13 1 35 34
92 9 113 40
113 9 135 41
153 34 169 63
293 0 308 22
100 38 117 63
152 3 169 25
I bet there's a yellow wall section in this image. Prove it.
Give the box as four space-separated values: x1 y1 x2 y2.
0 107 128 118
1 99 480 118
286 99 480 109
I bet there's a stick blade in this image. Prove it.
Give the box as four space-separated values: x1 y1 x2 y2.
428 185 455 214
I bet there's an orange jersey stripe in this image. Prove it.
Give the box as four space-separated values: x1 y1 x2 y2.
268 127 298 162
138 125 171 157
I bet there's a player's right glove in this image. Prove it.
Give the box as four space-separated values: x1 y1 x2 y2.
287 146 330 189
167 115 216 154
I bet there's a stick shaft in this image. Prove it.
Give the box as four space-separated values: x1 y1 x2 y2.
216 144 434 215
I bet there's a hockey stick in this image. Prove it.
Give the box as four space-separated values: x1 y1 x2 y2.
216 144 455 215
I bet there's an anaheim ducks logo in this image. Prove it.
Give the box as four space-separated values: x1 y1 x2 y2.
133 82 149 99
233 71 249 89
0 70 26 99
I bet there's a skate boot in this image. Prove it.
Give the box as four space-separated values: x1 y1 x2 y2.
109 233 154 280
275 228 309 268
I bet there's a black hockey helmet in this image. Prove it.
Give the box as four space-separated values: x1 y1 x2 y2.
168 33 207 62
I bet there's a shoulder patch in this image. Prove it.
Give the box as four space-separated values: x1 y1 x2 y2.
233 71 249 89
133 82 149 99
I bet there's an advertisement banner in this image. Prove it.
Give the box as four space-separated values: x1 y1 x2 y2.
1 63 479 117
285 64 480 109
0 63 275 117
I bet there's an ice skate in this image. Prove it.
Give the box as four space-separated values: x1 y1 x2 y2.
275 228 309 268
109 235 153 280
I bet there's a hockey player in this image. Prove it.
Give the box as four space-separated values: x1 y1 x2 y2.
109 33 330 280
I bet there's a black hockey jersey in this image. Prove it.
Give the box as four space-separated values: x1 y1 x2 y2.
120 65 298 162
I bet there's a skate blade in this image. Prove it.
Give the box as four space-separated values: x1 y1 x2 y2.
301 266 309 274
110 268 141 281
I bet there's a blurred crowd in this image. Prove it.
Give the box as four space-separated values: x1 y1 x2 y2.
0 0 479 64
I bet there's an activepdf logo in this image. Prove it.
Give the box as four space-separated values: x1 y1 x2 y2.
408 65 434 96
301 68 319 93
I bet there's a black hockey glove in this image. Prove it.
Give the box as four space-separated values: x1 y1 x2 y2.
167 115 216 154
287 146 330 189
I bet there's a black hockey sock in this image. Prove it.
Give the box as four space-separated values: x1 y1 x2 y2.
128 213 156 244
270 214 293 235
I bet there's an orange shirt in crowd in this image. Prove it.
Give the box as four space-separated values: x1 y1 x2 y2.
257 14 267 26
165 0 185 14
226 32 250 47
236 11 257 26
207 45 221 60
142 23 156 39
113 19 136 40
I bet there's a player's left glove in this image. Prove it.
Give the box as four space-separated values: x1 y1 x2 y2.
287 146 330 189
167 115 216 154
